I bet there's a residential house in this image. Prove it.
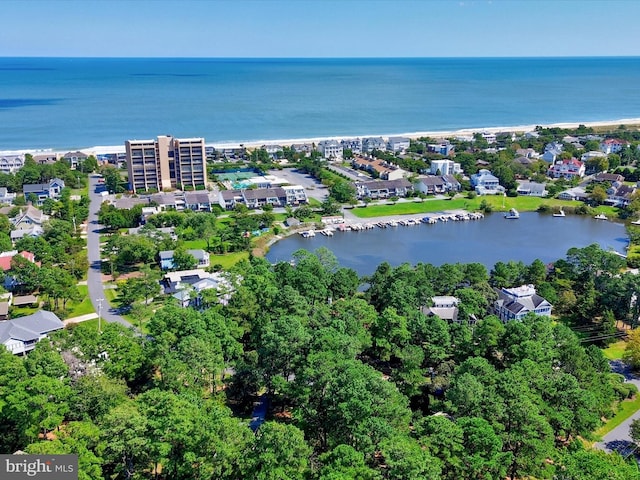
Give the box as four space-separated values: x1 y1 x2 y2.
414 175 461 195
558 187 588 201
149 193 185 211
387 137 411 153
600 138 629 154
318 140 343 159
470 169 504 195
0 250 39 290
0 154 24 174
581 150 608 163
184 192 214 211
291 143 313 155
32 153 60 164
10 205 49 241
0 310 64 355
341 138 363 155
421 296 460 323
362 137 386 153
354 179 413 199
428 141 455 156
22 178 65 205
548 159 585 179
351 156 407 181
281 185 308 205
542 142 564 163
494 285 552 322
430 159 462 176
516 148 539 159
0 187 16 204
514 156 535 167
159 249 210 270
162 269 234 307
479 132 496 144
516 182 547 197
594 172 625 183
606 183 636 207
261 144 283 159
63 151 89 169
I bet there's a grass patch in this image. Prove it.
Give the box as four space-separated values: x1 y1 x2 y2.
351 196 592 219
64 285 95 318
594 395 640 439
182 239 208 250
210 251 249 269
603 341 627 360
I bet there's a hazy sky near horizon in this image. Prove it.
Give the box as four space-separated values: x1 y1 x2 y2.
2 0 639 58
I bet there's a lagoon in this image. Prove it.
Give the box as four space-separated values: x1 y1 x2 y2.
266 213 628 276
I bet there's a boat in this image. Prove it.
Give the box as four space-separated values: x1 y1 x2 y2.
504 208 520 219
553 209 565 217
594 213 608 220
631 219 640 225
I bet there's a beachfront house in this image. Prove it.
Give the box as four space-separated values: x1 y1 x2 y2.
22 178 65 205
341 138 363 155
387 137 411 153
318 140 343 160
0 310 64 355
548 159 585 179
63 151 89 169
362 137 386 153
470 169 504 195
0 154 25 174
429 159 462 176
494 285 552 322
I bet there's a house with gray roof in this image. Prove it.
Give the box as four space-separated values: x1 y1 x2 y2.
516 181 547 197
0 310 64 355
354 179 413 199
22 178 65 205
470 169 504 195
184 192 214 211
0 187 16 204
0 154 24 174
494 285 552 322
421 296 460 323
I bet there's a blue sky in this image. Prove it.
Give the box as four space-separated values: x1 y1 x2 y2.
2 0 639 57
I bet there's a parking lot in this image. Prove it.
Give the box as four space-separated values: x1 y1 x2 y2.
267 168 329 203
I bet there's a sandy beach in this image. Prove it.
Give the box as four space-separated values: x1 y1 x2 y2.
2 117 639 157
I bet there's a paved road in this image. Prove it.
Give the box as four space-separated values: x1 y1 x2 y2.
86 175 131 328
595 360 640 457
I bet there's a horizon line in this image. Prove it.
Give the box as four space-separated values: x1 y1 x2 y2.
1 55 640 60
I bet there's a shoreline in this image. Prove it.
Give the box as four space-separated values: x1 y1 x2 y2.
2 117 640 156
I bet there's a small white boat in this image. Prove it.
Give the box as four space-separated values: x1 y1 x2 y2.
631 219 640 225
553 209 565 217
594 213 608 220
504 208 520 219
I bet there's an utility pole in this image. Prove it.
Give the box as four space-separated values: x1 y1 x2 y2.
96 298 104 334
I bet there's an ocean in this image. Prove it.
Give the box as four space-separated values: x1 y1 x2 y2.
1 57 640 151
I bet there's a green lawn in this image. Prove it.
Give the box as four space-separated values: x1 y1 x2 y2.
210 251 249 269
64 285 96 318
594 395 640 439
182 239 208 250
603 341 628 360
350 195 600 219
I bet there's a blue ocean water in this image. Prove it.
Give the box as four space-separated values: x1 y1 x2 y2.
1 57 640 150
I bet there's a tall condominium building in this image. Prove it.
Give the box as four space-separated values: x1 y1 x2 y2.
125 135 206 193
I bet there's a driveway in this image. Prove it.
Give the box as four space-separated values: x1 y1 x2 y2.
267 168 329 203
86 174 131 328
594 360 640 457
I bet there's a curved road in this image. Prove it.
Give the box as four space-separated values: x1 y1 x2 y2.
86 174 131 328
595 360 640 458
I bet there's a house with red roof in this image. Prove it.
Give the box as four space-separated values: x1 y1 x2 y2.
0 250 39 290
548 158 585 180
600 138 629 154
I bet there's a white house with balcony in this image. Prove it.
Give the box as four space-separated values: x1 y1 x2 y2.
387 136 411 153
318 140 343 159
430 159 462 176
0 311 64 355
600 138 629 154
470 169 504 195
0 154 25 174
548 158 585 179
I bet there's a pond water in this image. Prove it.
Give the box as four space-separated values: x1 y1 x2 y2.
266 212 629 276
